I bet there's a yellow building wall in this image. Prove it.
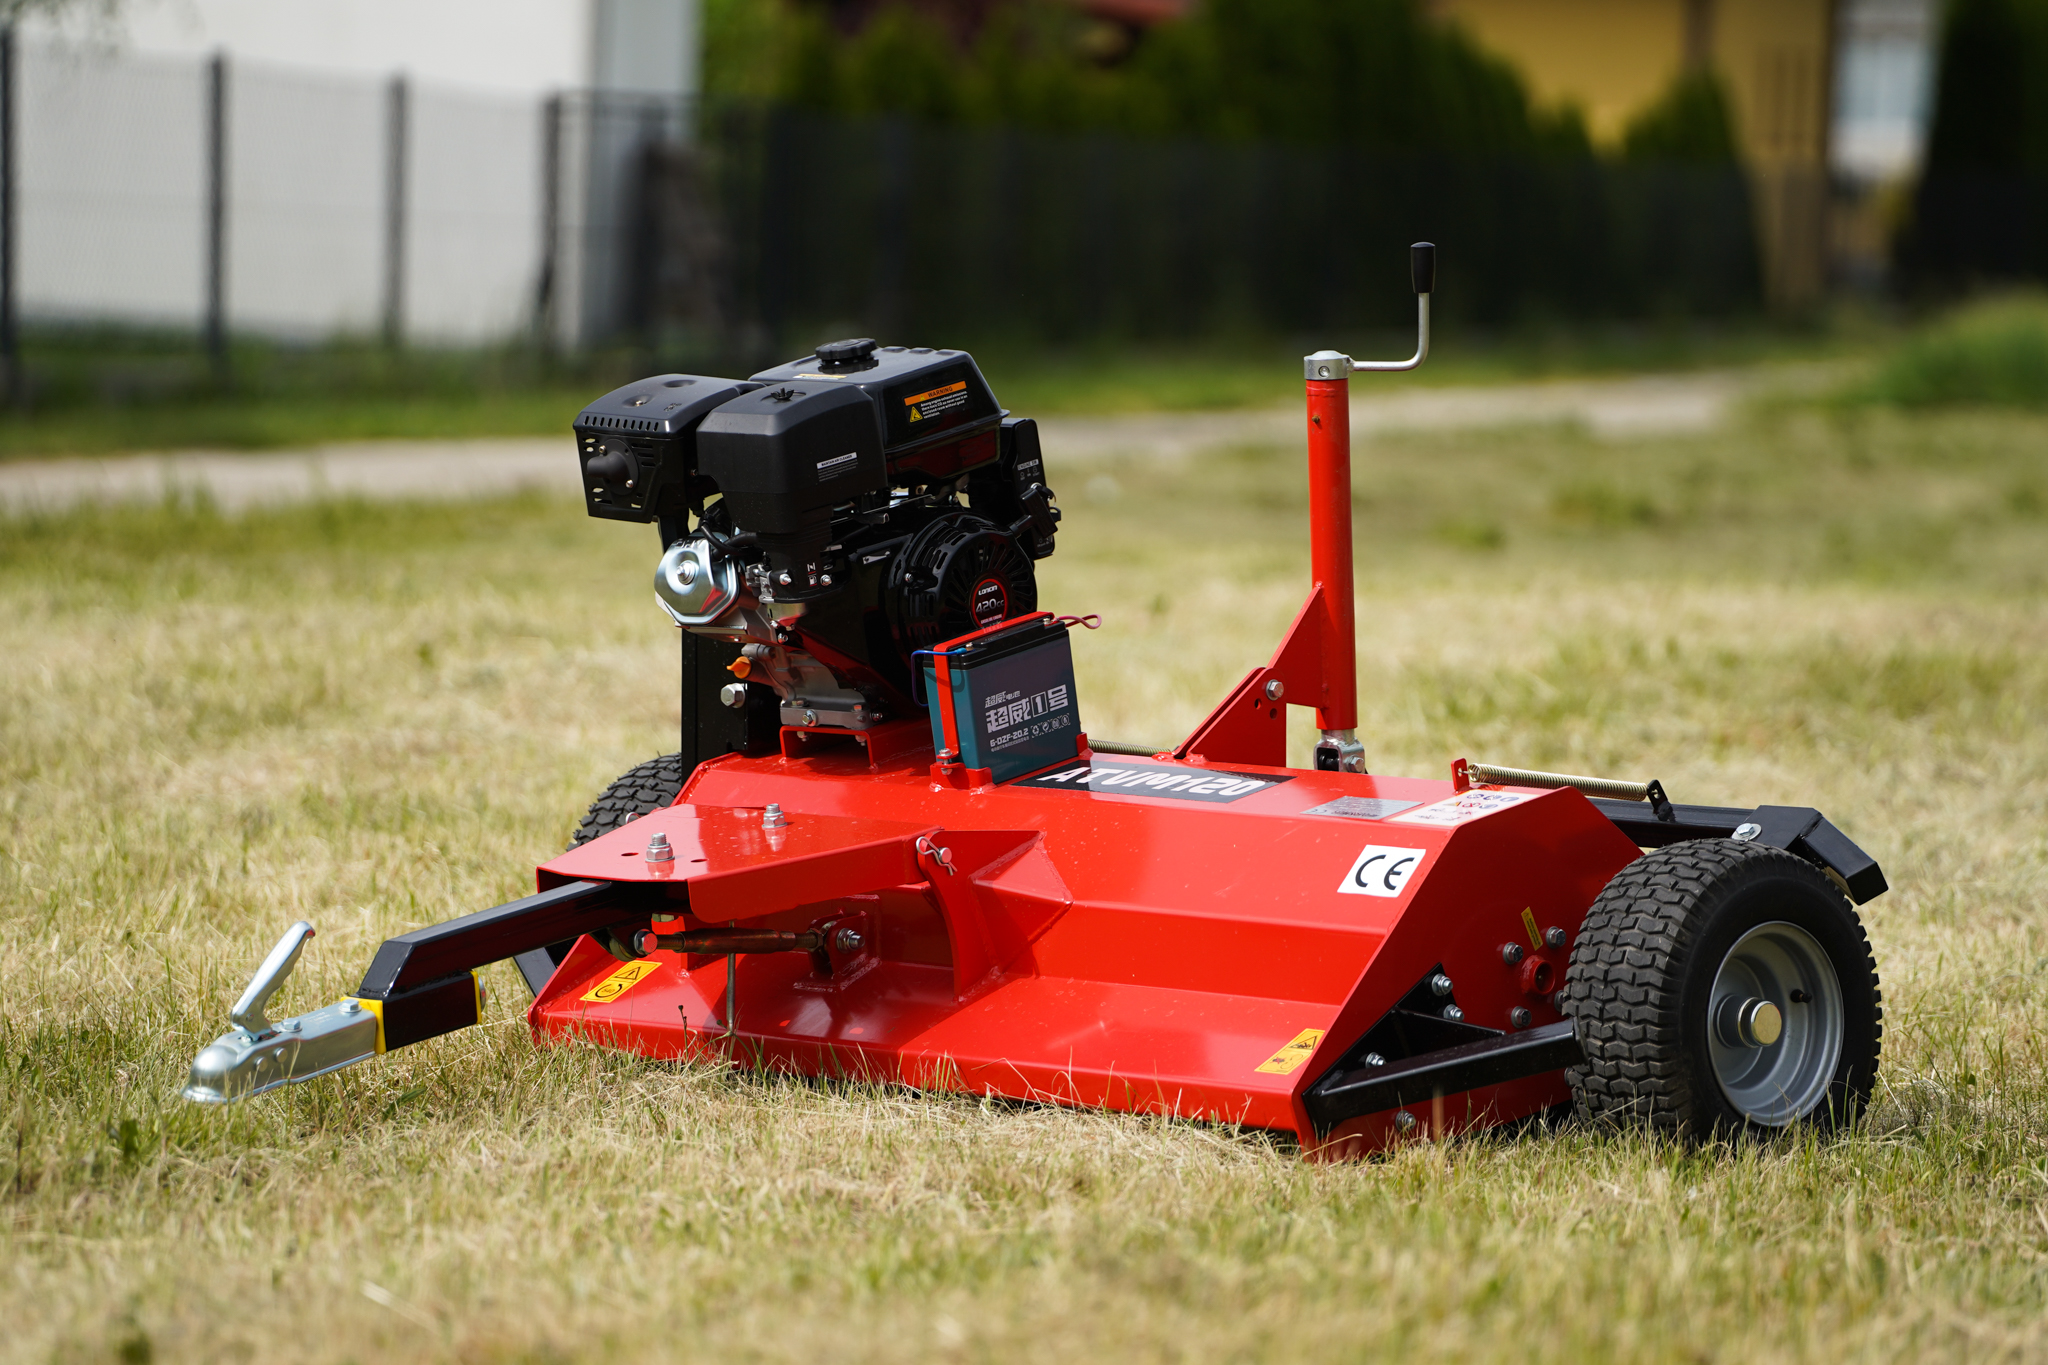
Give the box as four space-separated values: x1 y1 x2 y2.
1433 0 1836 306
1435 0 1834 171
1436 0 1688 144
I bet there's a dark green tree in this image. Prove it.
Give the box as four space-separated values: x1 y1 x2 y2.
1620 69 1739 164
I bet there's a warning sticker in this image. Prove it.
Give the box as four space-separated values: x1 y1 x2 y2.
1336 844 1428 898
580 959 661 1005
1389 789 1537 827
1300 796 1421 821
1256 1028 1327 1075
903 380 969 424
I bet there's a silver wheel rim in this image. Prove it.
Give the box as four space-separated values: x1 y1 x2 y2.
1707 920 1843 1125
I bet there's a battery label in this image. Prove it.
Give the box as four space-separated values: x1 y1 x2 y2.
904 380 969 424
1014 760 1291 803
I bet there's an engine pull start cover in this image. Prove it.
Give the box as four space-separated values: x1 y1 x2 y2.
918 614 1081 783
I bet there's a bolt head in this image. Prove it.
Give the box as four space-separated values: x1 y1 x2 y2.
1544 926 1567 949
1393 1109 1417 1132
1552 988 1568 1013
719 682 748 709
1430 972 1454 997
834 927 865 953
777 571 793 585
1500 942 1525 966
1363 1051 1386 1067
802 709 818 726
1733 822 1762 842
1263 679 1285 701
1509 1006 1532 1029
1441 1004 1464 1022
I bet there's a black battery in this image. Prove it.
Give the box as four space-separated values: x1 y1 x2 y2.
917 614 1082 783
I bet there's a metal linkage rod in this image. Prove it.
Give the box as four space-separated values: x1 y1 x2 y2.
1469 762 1650 802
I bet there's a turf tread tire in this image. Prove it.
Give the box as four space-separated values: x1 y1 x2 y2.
568 754 688 850
1563 838 1881 1142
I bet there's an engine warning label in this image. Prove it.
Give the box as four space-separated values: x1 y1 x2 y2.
580 959 661 1004
903 380 969 424
1014 760 1292 803
1255 1028 1326 1074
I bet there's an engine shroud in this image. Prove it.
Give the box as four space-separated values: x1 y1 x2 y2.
574 340 1059 725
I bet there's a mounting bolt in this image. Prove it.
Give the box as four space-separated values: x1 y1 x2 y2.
342 1000 362 1015
278 1018 302 1033
1430 973 1454 997
719 683 747 710
802 709 818 726
1552 989 1568 1013
1500 942 1525 966
1363 1051 1386 1067
762 803 787 829
1733 822 1762 842
778 571 793 586
1442 1004 1464 1022
1393 1109 1417 1132
834 927 865 952
1509 1006 1532 1029
645 831 674 863
1544 926 1566 949
1263 679 1285 701
820 573 834 587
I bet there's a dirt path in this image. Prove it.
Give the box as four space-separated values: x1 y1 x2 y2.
0 366 1826 514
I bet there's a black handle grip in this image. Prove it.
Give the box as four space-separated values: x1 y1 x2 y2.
1411 242 1436 295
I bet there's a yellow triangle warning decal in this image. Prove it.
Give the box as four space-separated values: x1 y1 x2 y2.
1255 1028 1326 1075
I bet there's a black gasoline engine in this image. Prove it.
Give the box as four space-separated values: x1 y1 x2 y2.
574 338 1060 752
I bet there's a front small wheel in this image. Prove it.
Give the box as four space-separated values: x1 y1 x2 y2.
1565 839 1882 1141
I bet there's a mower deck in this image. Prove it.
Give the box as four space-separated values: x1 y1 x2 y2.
527 734 1642 1153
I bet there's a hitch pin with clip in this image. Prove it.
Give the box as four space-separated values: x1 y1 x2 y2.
183 921 381 1104
915 834 957 876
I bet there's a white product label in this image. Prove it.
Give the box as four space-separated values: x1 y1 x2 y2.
1337 844 1428 898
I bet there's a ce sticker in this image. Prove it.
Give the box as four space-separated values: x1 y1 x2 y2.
1337 844 1427 898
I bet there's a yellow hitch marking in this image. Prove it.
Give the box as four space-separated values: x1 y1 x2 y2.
581 960 661 1005
1521 907 1543 952
1256 1028 1326 1075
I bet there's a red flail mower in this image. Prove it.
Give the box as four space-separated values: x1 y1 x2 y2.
187 247 1885 1151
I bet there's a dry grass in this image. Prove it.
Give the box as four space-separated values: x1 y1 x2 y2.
3 398 2048 1363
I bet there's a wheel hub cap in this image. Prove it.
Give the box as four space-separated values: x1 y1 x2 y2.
1707 921 1843 1125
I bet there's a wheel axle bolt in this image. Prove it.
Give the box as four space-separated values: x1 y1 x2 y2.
1509 1006 1532 1029
1430 973 1454 997
1500 942 1524 966
1544 926 1566 949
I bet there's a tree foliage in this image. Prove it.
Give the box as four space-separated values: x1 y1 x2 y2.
1922 0 2048 173
1619 69 1738 165
705 0 1590 157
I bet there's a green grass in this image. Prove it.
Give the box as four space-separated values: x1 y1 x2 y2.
5 395 2048 1362
1856 293 2048 410
0 314 1889 460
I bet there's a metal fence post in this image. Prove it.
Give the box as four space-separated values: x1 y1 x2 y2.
1 25 17 407
382 72 408 348
205 49 228 384
533 92 561 350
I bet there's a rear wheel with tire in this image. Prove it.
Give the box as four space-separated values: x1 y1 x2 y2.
1564 839 1882 1141
516 755 690 994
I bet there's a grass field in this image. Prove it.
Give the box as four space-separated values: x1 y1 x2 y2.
3 391 2048 1362
0 314 1885 460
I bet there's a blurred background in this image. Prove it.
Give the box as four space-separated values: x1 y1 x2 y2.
0 0 2036 451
